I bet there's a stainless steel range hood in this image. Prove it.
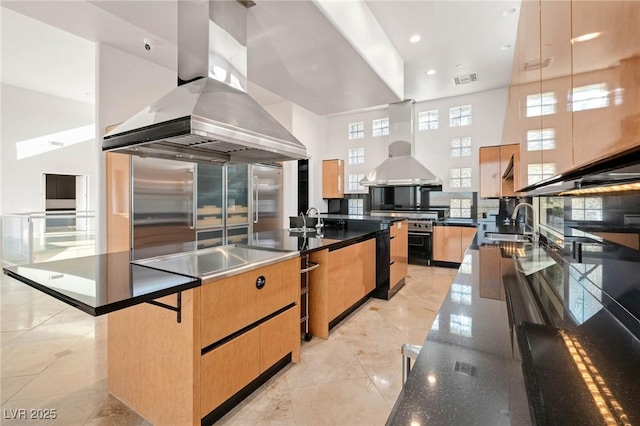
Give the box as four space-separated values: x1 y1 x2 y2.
102 0 306 165
361 100 441 187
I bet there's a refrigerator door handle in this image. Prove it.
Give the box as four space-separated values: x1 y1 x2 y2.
254 175 259 224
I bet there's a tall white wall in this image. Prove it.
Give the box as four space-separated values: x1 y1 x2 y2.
325 88 509 195
95 42 176 252
414 88 508 192
264 101 328 221
1 84 95 213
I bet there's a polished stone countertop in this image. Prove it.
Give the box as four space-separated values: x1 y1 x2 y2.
3 251 200 316
388 222 640 425
433 218 480 227
244 228 384 254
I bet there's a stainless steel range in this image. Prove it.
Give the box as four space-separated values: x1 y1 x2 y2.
370 210 442 265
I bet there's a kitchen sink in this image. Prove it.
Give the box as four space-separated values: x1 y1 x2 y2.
484 232 530 242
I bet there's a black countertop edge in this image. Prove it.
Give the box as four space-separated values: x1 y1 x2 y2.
324 230 386 253
3 268 201 317
433 219 480 227
316 214 406 223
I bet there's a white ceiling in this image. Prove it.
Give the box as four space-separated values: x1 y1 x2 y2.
1 0 521 115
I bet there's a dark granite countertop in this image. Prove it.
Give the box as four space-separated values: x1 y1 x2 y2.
388 222 640 425
434 218 480 227
244 228 384 254
316 214 406 223
3 251 200 316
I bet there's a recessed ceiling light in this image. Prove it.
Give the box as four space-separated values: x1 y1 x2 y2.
426 69 436 75
500 6 517 16
571 32 601 44
500 43 513 50
409 34 421 43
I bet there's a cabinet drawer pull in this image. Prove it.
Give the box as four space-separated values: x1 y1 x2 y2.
390 236 396 240
256 276 266 290
390 261 396 266
300 262 320 273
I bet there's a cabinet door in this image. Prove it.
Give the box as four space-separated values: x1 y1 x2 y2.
479 146 501 198
572 1 640 166
201 328 260 417
540 0 573 178
499 144 520 196
433 226 461 263
390 221 408 287
201 258 299 348
197 164 224 228
226 165 249 225
327 239 374 319
259 306 300 372
513 0 543 190
459 227 477 258
322 159 344 199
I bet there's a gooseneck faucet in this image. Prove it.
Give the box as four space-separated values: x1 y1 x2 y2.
299 211 307 230
306 207 324 234
511 202 538 243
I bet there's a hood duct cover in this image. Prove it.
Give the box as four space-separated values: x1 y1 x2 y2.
361 101 441 187
102 0 307 165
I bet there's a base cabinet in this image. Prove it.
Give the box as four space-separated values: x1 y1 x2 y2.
308 238 376 339
433 226 477 264
108 257 301 426
390 220 408 288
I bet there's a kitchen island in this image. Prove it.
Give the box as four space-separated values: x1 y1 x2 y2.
388 222 640 425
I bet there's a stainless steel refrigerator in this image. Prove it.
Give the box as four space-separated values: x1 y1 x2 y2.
251 164 283 233
131 157 196 260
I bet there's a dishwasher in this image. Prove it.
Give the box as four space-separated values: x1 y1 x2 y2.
300 253 319 341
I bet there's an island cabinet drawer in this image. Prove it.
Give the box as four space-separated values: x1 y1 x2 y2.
201 258 299 348
200 328 260 417
259 305 299 373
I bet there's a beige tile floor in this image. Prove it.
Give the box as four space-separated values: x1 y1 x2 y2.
1 264 455 426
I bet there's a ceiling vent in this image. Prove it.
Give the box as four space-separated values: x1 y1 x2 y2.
452 73 478 85
524 57 554 72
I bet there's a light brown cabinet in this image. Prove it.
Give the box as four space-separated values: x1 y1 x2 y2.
479 144 520 198
591 232 640 251
508 0 640 189
108 257 301 426
308 238 376 339
433 226 477 264
322 159 344 198
390 220 408 289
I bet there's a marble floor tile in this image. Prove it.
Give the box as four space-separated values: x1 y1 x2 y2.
355 349 405 408
9 319 97 345
84 394 152 426
0 331 26 347
0 338 83 378
218 370 295 426
1 375 37 405
289 377 391 426
11 347 107 400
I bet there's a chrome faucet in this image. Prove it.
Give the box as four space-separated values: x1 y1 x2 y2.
299 211 307 230
306 207 324 234
511 202 538 243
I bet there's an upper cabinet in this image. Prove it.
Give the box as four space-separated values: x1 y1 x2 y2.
540 0 573 178
571 0 640 167
508 0 639 191
322 159 345 199
479 144 520 198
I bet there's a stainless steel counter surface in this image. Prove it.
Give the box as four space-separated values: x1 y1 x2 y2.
133 244 299 282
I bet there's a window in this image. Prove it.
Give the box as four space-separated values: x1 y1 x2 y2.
450 284 472 305
348 174 365 191
450 168 472 189
348 147 364 165
450 314 472 337
418 110 439 130
527 128 556 151
459 254 472 274
450 198 472 218
571 197 603 221
570 83 609 112
527 163 556 185
450 137 472 157
568 264 603 324
348 199 364 215
348 122 364 140
449 105 472 127
372 118 389 137
526 92 556 117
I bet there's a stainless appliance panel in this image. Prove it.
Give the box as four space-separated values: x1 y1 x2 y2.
132 157 196 259
252 164 283 233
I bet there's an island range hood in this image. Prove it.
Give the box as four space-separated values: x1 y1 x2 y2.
361 100 441 187
103 0 307 165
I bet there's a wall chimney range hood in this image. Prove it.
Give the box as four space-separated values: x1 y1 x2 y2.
361 100 441 187
102 0 307 165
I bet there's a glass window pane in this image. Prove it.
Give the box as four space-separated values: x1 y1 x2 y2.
450 179 461 188
429 122 438 130
585 210 602 221
461 199 472 208
585 197 602 209
451 149 460 157
461 105 471 116
461 208 471 218
461 137 472 146
461 116 472 126
451 168 461 178
461 147 472 157
572 198 584 209
451 108 461 118
451 199 461 208
461 178 472 187
572 210 585 221
461 168 471 178
451 138 461 147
